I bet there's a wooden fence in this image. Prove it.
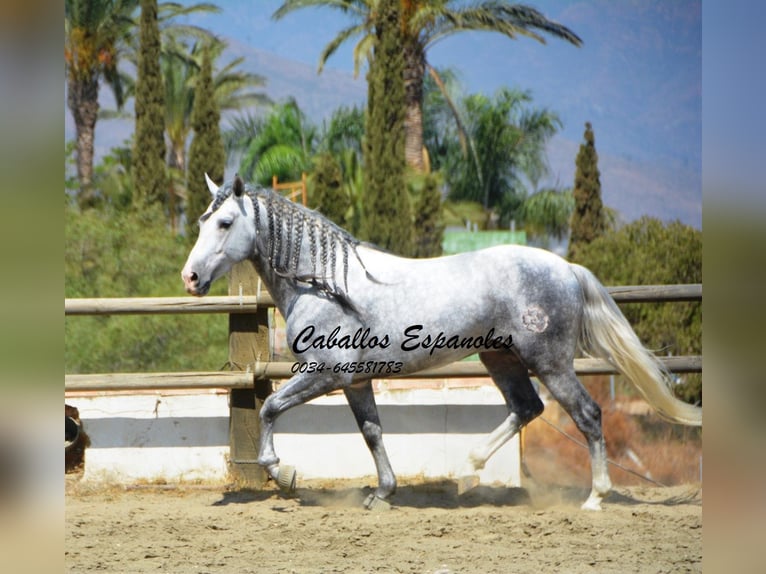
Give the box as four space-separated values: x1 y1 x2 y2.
65 282 702 393
65 269 701 486
272 173 307 206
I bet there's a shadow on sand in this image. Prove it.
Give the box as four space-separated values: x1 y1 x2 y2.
212 476 701 510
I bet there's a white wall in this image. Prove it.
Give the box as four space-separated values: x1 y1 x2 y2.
69 384 520 487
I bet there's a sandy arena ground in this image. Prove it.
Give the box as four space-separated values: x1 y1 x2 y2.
65 476 701 573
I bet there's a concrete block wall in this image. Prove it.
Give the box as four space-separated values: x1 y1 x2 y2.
68 384 520 487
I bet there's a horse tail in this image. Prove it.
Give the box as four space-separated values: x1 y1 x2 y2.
569 263 702 426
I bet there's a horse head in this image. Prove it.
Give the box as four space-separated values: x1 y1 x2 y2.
181 174 256 296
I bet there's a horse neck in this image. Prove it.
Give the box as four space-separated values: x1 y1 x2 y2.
249 192 358 310
248 249 295 315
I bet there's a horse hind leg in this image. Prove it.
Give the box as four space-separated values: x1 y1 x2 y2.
458 352 544 493
343 381 396 510
535 366 612 510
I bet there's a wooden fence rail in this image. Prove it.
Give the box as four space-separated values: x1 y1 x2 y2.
65 356 702 392
64 284 702 392
64 284 701 316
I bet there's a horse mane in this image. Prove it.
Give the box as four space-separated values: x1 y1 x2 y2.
211 179 376 307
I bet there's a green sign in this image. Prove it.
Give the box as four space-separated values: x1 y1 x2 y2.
442 230 527 255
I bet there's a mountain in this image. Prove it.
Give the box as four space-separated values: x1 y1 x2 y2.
543 135 701 226
224 38 367 121
64 42 367 171
65 36 700 228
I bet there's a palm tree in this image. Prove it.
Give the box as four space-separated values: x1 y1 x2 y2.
312 105 365 233
445 87 561 224
65 0 139 205
163 36 270 194
228 99 317 186
273 0 581 172
164 38 269 232
517 187 574 244
319 104 365 160
421 66 475 171
65 0 225 205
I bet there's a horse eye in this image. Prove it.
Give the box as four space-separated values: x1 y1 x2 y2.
218 219 233 230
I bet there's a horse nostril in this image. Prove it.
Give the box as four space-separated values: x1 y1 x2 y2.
190 272 198 282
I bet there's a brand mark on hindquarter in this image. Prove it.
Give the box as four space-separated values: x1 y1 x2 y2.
522 305 549 333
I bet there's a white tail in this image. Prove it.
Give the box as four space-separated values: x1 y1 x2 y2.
570 264 702 426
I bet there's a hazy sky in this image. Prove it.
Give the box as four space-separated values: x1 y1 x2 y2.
177 0 701 168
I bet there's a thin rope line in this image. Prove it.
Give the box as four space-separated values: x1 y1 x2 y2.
537 415 668 487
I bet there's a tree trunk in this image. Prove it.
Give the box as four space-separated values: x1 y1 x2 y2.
67 75 99 207
403 41 426 173
167 144 186 235
67 73 100 208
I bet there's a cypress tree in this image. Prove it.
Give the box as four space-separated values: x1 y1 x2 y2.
132 0 167 208
413 173 444 257
362 0 413 255
568 121 606 260
311 152 349 228
186 45 226 239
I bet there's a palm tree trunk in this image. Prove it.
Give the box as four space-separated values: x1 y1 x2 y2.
67 73 100 208
168 145 186 235
403 40 426 172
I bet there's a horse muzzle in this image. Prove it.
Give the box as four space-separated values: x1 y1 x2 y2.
181 269 210 296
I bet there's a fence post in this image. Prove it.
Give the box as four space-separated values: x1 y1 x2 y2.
228 261 272 488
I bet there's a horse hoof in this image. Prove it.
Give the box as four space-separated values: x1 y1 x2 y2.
456 475 480 495
363 493 391 512
277 465 297 493
581 496 603 511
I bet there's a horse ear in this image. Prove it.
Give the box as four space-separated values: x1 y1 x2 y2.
204 173 219 198
233 174 245 198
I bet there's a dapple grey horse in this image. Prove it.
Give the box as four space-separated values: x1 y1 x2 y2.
182 175 701 510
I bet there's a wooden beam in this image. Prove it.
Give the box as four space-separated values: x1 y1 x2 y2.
227 261 271 488
64 355 702 392
607 284 702 302
64 284 701 316
64 371 254 392
65 295 274 315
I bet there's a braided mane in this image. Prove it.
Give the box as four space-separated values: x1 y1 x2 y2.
210 179 371 304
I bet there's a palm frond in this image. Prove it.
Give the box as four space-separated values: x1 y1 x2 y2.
428 2 581 48
252 145 308 186
517 187 574 240
351 33 375 78
215 55 247 77
318 22 367 74
273 0 370 21
158 2 221 20
495 4 582 46
161 23 219 43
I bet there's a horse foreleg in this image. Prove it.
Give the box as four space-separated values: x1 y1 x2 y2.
458 352 544 493
343 381 396 509
257 373 339 489
456 413 523 494
466 413 524 473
